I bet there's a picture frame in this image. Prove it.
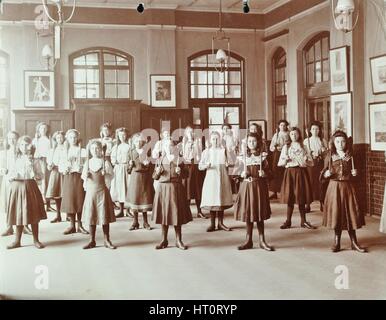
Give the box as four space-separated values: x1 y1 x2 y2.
24 70 55 107
248 119 267 139
369 101 386 151
150 74 176 107
330 93 352 137
329 46 350 94
370 54 386 95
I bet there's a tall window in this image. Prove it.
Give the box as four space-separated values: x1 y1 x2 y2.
70 47 133 100
188 50 244 130
304 32 330 87
0 51 9 146
272 47 287 125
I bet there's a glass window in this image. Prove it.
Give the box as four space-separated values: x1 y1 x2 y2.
272 48 287 125
0 51 9 147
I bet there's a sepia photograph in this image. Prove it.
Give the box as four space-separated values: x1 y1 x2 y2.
0 0 386 308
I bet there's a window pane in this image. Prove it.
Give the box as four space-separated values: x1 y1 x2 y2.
307 47 314 63
117 70 129 83
214 72 226 85
191 71 207 84
103 53 116 66
117 84 129 98
228 85 241 98
116 56 129 66
208 108 224 125
191 85 208 98
104 69 116 83
322 37 329 59
307 64 314 85
86 53 99 66
315 41 321 61
224 107 239 124
0 56 6 65
0 68 6 83
73 55 86 66
229 56 241 68
74 84 87 98
87 84 99 98
208 71 214 84
229 71 240 84
315 61 322 83
323 60 330 82
87 69 99 83
190 55 207 67
105 84 117 98
73 69 86 83
213 85 225 98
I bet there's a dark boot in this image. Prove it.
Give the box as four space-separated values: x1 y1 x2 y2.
126 209 134 218
332 229 342 253
63 214 76 235
7 226 23 249
196 198 207 219
305 204 311 213
115 203 125 218
46 199 53 212
175 225 187 250
238 222 253 250
1 226 14 237
300 205 317 229
280 205 293 229
76 213 89 234
207 212 216 232
129 211 140 230
257 222 274 251
51 199 62 223
31 224 45 249
143 212 151 230
348 230 367 253
217 211 231 231
23 225 32 235
156 225 169 249
83 225 96 249
103 224 116 249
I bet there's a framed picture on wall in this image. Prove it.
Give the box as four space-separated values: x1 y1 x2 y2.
24 70 55 107
330 93 352 137
248 119 267 139
369 101 386 151
329 46 350 94
370 54 386 94
150 74 176 107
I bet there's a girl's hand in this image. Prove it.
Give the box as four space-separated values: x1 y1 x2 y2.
324 170 331 178
240 171 247 179
351 169 358 177
175 167 181 175
259 170 265 178
143 159 150 166
155 166 163 175
47 164 53 171
0 168 8 175
101 169 106 176
206 162 211 169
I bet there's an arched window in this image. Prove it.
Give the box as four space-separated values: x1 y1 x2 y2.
0 50 9 146
272 47 287 125
69 47 133 100
188 50 244 131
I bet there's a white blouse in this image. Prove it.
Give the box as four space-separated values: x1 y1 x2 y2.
181 138 202 163
100 137 114 157
111 143 131 165
8 155 43 180
278 142 312 168
47 144 66 167
58 145 86 173
303 136 327 158
33 136 51 158
270 131 290 152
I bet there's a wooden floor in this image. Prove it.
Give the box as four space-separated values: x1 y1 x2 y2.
1 201 386 300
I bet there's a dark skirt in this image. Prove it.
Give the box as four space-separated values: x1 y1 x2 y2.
61 173 85 214
280 167 313 206
152 182 192 226
234 179 271 223
182 164 203 201
7 180 47 226
323 180 365 230
306 159 324 201
269 150 285 193
82 186 116 225
45 167 62 199
127 171 154 212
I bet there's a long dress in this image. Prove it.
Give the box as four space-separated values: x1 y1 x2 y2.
6 155 47 226
269 131 289 193
278 142 313 206
110 142 131 205
81 158 116 226
303 136 328 202
99 137 114 189
152 155 192 226
321 153 365 231
59 145 86 214
45 144 65 199
199 147 233 211
222 133 239 194
127 148 154 212
0 147 16 215
32 136 51 199
234 153 272 223
381 181 386 233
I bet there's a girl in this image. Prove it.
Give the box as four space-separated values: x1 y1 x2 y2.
180 126 206 219
152 140 192 250
321 130 366 252
59 129 89 235
81 140 116 250
99 122 114 189
0 131 19 237
127 133 154 231
278 127 316 230
269 120 290 199
32 122 52 211
303 121 328 212
110 127 132 218
235 132 274 251
152 127 172 159
6 136 46 249
46 131 65 223
199 131 233 232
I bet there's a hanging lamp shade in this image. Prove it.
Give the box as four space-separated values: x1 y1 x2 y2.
41 44 53 59
335 0 355 13
216 48 227 62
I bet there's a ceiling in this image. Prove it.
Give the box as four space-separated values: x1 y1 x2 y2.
5 0 291 13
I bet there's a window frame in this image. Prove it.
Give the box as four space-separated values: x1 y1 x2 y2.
0 50 10 148
272 47 288 128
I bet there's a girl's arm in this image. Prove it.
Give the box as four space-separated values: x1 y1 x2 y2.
319 153 332 182
33 159 43 180
269 133 277 152
198 149 210 171
277 145 289 167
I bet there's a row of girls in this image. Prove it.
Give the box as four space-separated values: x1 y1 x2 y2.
0 121 374 252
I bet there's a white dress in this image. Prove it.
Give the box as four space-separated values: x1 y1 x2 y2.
110 142 131 204
199 147 233 211
0 148 16 215
381 181 386 234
